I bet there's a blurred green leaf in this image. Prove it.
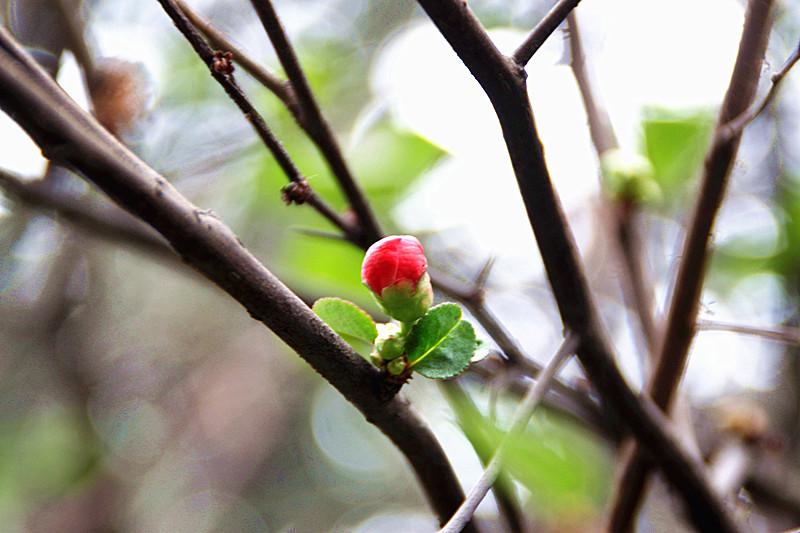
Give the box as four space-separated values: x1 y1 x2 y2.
279 235 371 310
349 124 444 208
313 297 378 352
405 303 474 379
640 106 714 205
772 181 800 278
448 389 611 523
0 405 96 516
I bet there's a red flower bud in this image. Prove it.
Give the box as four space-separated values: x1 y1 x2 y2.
362 235 427 294
361 235 433 322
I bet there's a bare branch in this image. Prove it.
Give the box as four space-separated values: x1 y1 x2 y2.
173 0 292 103
697 319 800 346
722 37 800 140
566 12 658 356
156 0 354 237
512 0 582 66
607 1 777 530
0 26 477 532
415 0 741 530
0 168 176 260
248 0 382 247
438 333 577 533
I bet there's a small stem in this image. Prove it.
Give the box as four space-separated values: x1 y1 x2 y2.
721 37 800 141
173 0 292 103
512 0 583 66
399 320 416 337
438 332 578 533
249 0 382 247
156 0 354 237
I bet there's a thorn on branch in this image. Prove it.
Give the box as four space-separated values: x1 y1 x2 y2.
281 179 313 205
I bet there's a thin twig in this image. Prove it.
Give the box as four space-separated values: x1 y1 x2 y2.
0 169 177 260
566 11 617 154
722 37 800 141
696 319 800 346
566 12 658 355
430 268 600 416
441 381 527 533
439 333 578 533
607 1 777 530
415 0 742 530
156 0 353 237
512 0 583 66
54 0 97 83
172 0 292 103
248 0 382 248
0 25 477 532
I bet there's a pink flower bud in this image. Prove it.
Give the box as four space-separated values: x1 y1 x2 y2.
361 235 433 322
362 235 427 293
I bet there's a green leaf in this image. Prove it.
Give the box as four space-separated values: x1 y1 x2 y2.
406 303 475 379
313 298 378 350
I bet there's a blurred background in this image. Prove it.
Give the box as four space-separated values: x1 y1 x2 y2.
1 0 800 531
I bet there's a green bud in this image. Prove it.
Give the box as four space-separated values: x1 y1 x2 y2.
374 322 406 361
386 356 408 376
600 148 662 205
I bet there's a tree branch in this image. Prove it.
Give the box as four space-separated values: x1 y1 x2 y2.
0 26 478 532
439 333 577 533
248 0 382 248
722 36 800 141
566 11 659 356
512 0 582 67
414 1 741 531
173 0 292 102
156 0 354 237
607 1 777 530
0 168 176 260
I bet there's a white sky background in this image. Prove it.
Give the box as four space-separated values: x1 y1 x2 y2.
0 0 790 398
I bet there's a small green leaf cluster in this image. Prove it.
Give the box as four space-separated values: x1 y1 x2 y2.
313 298 482 381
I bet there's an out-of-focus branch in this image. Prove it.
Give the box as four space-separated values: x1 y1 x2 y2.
156 0 354 237
0 26 478 532
439 334 577 533
722 36 800 141
607 1 777 530
248 0 382 248
697 319 800 346
566 11 658 356
512 0 583 66
441 381 526 533
0 169 177 261
414 1 741 531
430 266 603 422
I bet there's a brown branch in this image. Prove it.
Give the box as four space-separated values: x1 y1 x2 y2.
722 36 800 141
696 319 800 346
566 12 659 356
512 0 583 67
172 0 293 105
439 334 577 533
0 26 478 532
248 0 382 248
0 169 177 261
156 0 354 238
607 1 777 530
414 1 741 531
